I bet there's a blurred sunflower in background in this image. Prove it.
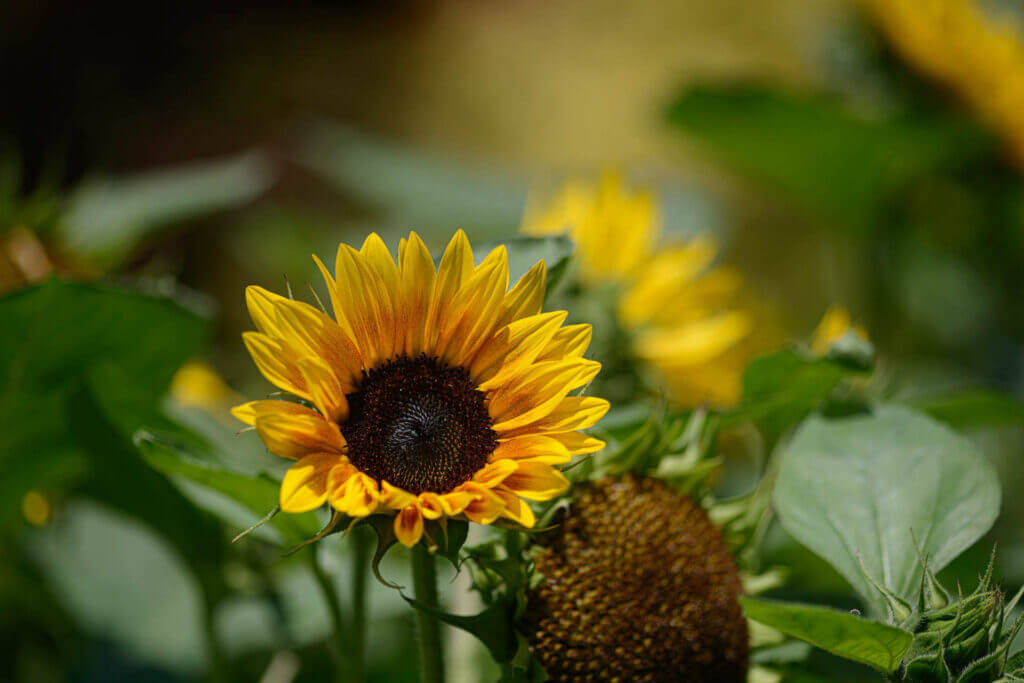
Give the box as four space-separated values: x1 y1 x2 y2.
863 0 1024 167
522 172 758 407
233 230 608 547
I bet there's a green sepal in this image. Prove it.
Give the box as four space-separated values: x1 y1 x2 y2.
367 515 402 589
402 593 518 663
422 518 469 571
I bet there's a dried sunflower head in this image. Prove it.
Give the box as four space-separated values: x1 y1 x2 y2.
523 475 748 682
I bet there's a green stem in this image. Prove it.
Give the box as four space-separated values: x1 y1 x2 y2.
411 543 446 683
309 546 348 683
349 527 373 682
200 593 229 683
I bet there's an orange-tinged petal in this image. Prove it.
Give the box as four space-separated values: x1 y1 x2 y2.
242 332 309 398
360 234 400 359
471 311 567 386
470 459 518 488
436 259 507 365
491 435 571 465
461 484 505 525
245 286 362 390
254 410 345 460
335 243 390 367
394 505 424 547
493 487 536 528
280 453 340 512
502 462 569 501
297 356 349 423
397 232 436 355
330 472 380 517
417 493 445 520
489 359 601 431
498 396 609 438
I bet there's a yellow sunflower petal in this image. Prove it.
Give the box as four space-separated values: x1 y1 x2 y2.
489 359 601 432
417 493 445 520
245 286 362 390
551 431 606 456
426 230 474 349
438 489 475 516
242 332 309 398
231 399 312 426
634 312 752 367
280 453 339 512
501 462 569 501
360 234 400 359
380 480 417 510
493 487 536 528
499 396 610 438
470 311 567 386
394 505 424 547
397 232 436 355
536 324 592 362
470 459 518 488
491 435 571 465
254 409 346 460
335 243 390 367
330 472 380 517
297 356 349 423
499 260 547 325
437 258 508 365
460 484 505 525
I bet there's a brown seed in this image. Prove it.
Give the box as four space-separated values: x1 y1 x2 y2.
523 475 748 682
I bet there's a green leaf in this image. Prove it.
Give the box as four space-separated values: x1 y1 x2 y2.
133 430 321 547
774 404 1000 616
60 152 273 266
0 279 210 530
668 86 989 231
909 390 1024 431
69 385 227 599
737 349 848 447
742 597 913 673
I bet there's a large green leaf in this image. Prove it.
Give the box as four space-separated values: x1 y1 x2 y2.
0 279 210 529
134 429 321 548
737 349 848 448
742 597 913 673
60 151 273 266
909 390 1024 432
668 86 989 231
774 405 1000 615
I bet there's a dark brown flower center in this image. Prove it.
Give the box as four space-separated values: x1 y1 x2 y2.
342 355 497 494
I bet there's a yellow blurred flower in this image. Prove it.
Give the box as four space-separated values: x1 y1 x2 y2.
523 172 755 406
170 360 242 412
811 306 869 357
863 0 1024 167
21 490 52 527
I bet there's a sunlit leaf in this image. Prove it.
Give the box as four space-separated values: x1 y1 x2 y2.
774 405 1000 615
909 390 1024 431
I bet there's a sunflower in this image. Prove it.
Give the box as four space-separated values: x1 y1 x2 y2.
863 0 1024 167
523 475 748 682
232 231 608 547
522 172 755 406
811 305 868 357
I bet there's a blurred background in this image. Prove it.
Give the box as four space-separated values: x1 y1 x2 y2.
3 0 1024 681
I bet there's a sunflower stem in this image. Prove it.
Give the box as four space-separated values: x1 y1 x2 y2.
348 526 373 682
411 543 446 683
200 593 228 683
308 546 348 683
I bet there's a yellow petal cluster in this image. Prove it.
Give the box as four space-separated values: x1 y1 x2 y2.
234 231 607 547
523 172 754 406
